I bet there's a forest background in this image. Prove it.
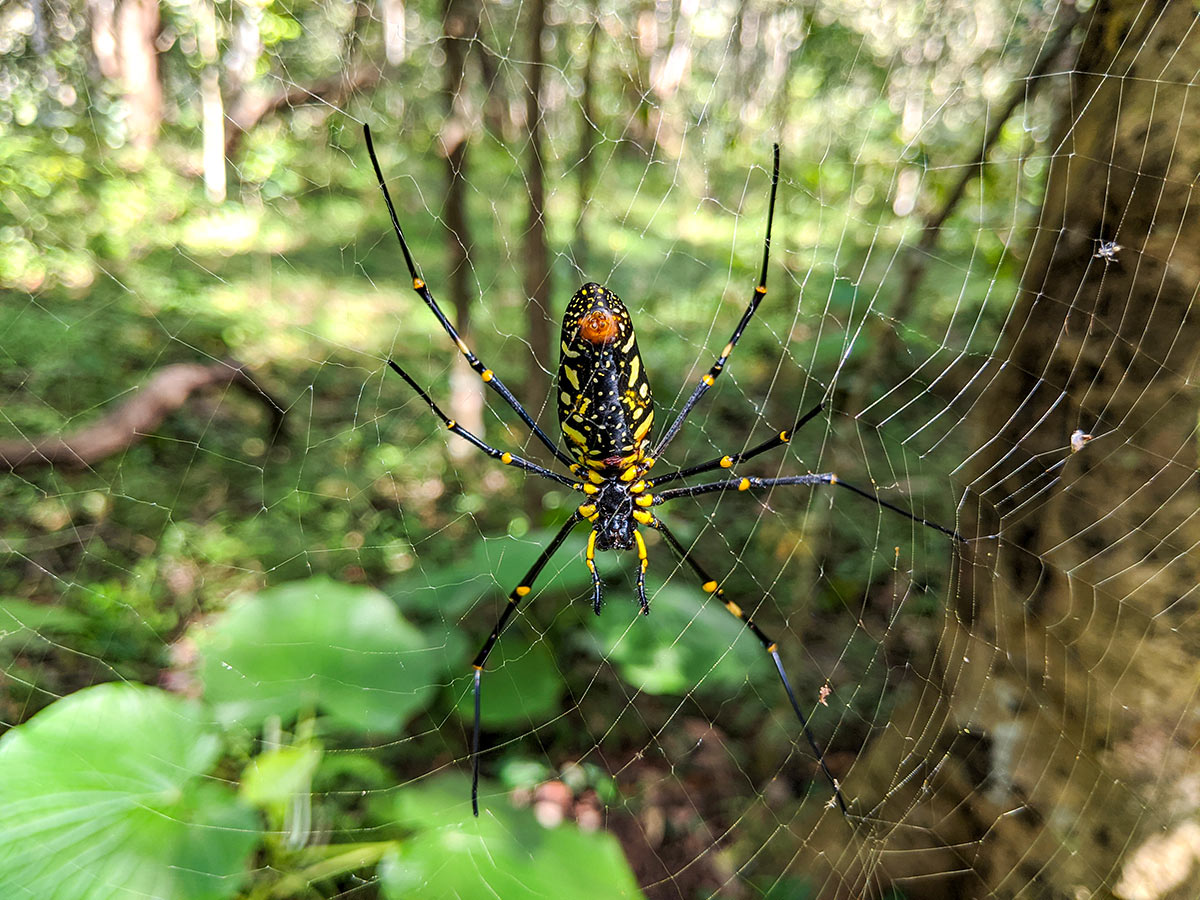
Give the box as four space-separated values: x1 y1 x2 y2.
2 1 1199 898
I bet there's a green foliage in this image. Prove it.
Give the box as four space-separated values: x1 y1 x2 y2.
0 683 259 900
377 777 645 900
586 581 764 696
453 636 565 728
0 0 1055 892
196 577 457 733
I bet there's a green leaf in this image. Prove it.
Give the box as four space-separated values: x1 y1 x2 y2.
195 577 455 733
378 776 645 900
586 581 764 696
0 682 259 900
0 596 90 644
241 742 323 807
393 531 598 618
453 637 565 728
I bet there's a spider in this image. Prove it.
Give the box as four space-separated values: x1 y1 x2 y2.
1093 239 1122 262
363 124 962 817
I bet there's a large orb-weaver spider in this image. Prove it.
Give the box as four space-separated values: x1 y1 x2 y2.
363 124 962 816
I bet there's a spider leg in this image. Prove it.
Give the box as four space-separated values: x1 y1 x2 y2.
649 402 824 489
387 360 574 488
585 528 604 615
651 144 781 462
654 474 964 542
633 529 650 615
470 512 582 816
364 124 577 471
648 515 848 814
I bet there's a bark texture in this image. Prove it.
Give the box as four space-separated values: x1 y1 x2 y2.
812 5 1200 897
523 0 552 415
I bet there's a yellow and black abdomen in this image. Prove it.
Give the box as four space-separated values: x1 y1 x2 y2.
557 283 654 472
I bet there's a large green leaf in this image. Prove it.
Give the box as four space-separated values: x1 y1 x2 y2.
586 581 765 695
0 682 258 900
196 577 454 733
378 776 645 900
452 636 565 727
392 531 600 617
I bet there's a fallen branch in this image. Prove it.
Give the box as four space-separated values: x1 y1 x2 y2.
0 360 285 471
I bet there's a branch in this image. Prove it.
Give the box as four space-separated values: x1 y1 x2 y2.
0 360 285 471
846 10 1081 411
892 10 1081 320
224 65 381 159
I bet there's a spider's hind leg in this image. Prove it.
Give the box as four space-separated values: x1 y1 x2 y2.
468 513 581 816
649 514 849 815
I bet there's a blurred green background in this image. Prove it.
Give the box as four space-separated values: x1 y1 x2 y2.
0 0 1066 897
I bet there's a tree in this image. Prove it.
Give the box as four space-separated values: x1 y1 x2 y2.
813 5 1200 895
442 0 485 457
523 0 552 419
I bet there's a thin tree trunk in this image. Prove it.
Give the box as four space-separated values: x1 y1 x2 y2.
380 0 406 65
195 0 225 202
523 0 552 421
443 0 483 459
573 3 600 274
116 0 162 149
89 0 120 79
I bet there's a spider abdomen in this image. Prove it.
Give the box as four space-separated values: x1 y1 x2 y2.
557 283 655 472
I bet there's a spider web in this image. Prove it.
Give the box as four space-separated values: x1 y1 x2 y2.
2 0 1199 898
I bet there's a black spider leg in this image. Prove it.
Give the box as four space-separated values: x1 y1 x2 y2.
654 474 965 542
650 144 781 462
648 515 848 814
363 124 577 471
470 512 583 816
649 402 825 489
387 361 574 488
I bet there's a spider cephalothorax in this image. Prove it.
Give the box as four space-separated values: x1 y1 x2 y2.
365 124 962 817
587 478 636 551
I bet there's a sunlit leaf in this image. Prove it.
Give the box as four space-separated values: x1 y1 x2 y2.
0 683 258 900
241 742 323 807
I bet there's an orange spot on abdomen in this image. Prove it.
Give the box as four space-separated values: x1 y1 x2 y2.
579 310 620 344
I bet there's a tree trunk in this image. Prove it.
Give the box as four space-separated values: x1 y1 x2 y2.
89 0 120 79
443 0 484 459
573 3 600 274
380 0 406 65
195 0 225 202
813 5 1200 896
523 0 552 424
116 0 162 150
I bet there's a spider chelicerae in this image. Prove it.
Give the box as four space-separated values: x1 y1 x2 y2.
363 124 962 816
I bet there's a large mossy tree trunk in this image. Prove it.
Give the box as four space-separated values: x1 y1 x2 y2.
815 5 1200 897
